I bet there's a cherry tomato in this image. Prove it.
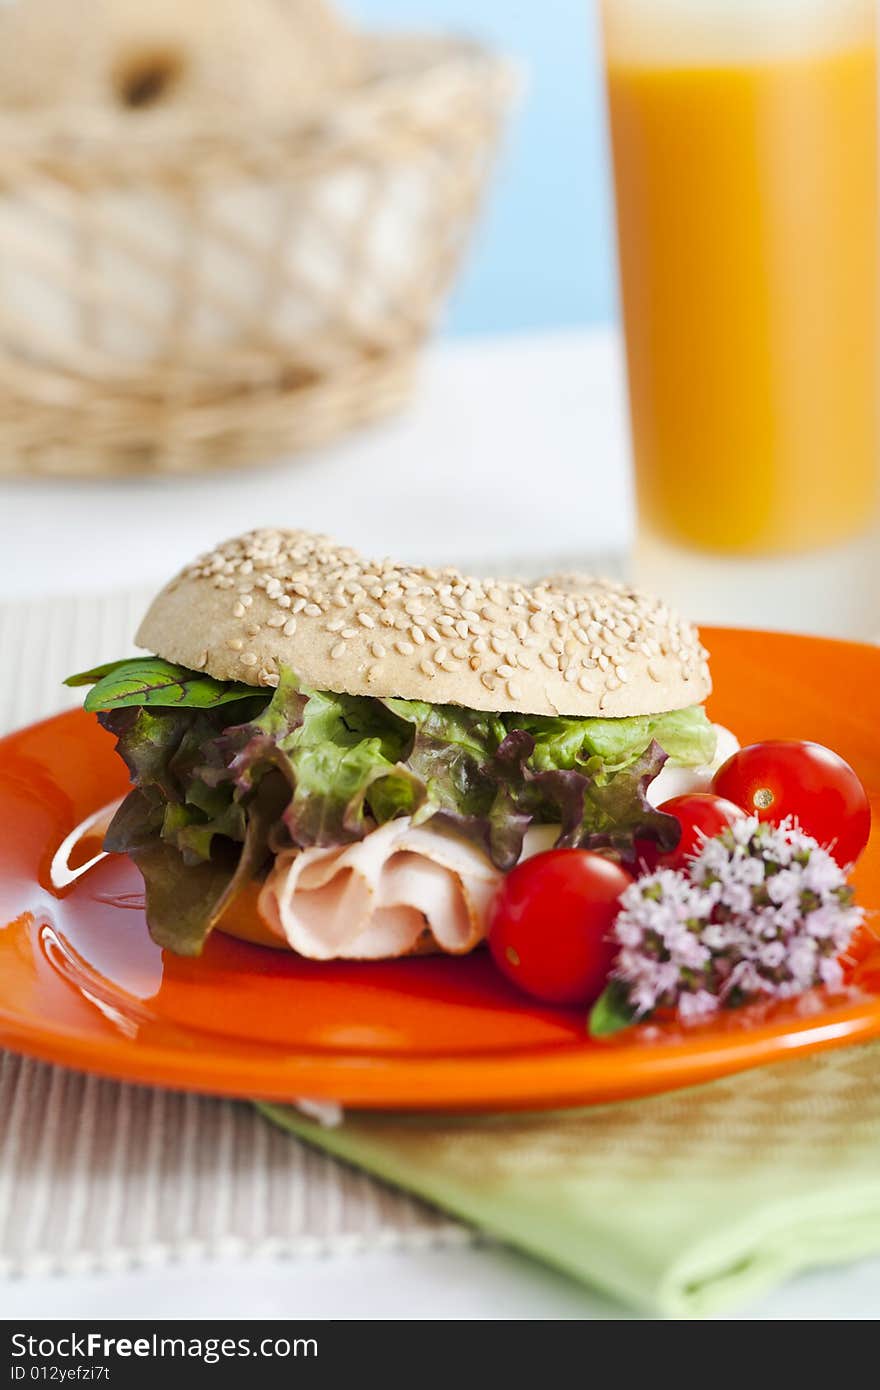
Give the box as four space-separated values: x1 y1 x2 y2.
713 739 871 866
657 792 745 869
487 849 633 1006
627 838 661 874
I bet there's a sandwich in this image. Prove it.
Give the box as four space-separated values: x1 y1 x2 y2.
66 528 733 960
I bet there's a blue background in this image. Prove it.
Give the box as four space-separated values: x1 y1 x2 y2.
347 0 615 335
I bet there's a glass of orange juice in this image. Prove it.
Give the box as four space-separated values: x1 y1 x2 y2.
601 0 879 610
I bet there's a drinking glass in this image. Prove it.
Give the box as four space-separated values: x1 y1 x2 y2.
600 0 879 633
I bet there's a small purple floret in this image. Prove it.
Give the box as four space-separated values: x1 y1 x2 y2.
610 817 864 1021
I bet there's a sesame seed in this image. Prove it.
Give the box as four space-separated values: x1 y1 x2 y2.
357 612 375 629
341 628 358 639
395 640 415 656
540 651 557 669
331 642 346 659
496 663 516 678
263 673 280 688
507 680 523 700
241 652 258 667
226 638 244 651
233 602 246 618
480 672 497 691
370 641 387 659
326 618 345 632
420 658 437 678
578 673 594 692
410 626 425 645
283 619 297 637
648 661 664 682
194 650 208 669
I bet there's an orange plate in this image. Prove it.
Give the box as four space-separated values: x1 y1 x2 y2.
2 627 880 1112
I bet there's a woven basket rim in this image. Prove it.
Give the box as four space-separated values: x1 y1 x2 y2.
0 32 519 154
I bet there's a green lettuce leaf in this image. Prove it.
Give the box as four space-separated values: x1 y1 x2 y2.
67 657 262 713
272 685 426 847
512 704 715 778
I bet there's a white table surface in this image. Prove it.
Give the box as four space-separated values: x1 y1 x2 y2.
3 326 879 1320
0 328 632 602
5 1242 880 1321
4 323 876 634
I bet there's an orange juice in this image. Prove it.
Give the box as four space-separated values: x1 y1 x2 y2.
602 1 879 554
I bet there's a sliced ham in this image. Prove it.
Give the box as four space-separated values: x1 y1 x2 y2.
257 819 503 960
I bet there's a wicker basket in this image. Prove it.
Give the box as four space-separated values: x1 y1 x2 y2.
0 35 514 477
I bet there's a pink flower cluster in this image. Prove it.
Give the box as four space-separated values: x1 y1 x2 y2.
612 817 864 1021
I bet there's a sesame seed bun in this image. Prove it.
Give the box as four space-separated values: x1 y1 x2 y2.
136 528 711 717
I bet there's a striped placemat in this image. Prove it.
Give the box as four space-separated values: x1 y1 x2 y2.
0 556 624 1277
0 585 469 1276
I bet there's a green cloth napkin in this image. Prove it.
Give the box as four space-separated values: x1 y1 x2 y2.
259 1040 880 1318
